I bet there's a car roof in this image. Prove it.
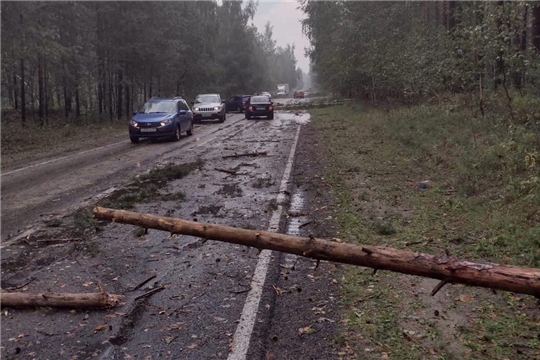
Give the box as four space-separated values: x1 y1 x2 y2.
148 97 184 102
197 93 219 96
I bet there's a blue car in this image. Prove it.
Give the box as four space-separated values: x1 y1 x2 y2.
129 97 194 144
225 94 251 113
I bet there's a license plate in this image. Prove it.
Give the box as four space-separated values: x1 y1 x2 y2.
140 128 157 133
257 107 266 111
202 114 212 118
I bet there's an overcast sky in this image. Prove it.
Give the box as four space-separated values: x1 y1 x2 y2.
251 0 310 73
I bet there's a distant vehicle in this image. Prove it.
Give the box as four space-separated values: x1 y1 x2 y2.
293 90 305 99
129 97 194 144
225 94 251 112
276 90 286 96
260 91 272 100
192 93 226 123
246 95 274 120
277 83 289 95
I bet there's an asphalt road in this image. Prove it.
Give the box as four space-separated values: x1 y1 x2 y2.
1 102 342 359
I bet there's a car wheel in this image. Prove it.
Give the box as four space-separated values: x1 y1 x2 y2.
268 113 274 120
186 121 193 136
246 114 251 120
130 136 139 144
219 112 225 123
173 125 181 141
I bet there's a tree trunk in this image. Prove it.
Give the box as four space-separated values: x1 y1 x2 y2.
125 81 130 119
38 55 44 125
20 58 26 127
108 70 113 122
13 73 18 110
117 69 122 120
93 206 540 298
533 3 540 52
75 81 81 118
0 291 124 308
44 60 49 125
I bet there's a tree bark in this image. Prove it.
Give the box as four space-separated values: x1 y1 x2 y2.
0 291 124 308
117 69 123 120
93 206 540 298
20 58 26 127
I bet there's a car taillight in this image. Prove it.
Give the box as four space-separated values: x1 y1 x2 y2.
248 106 253 111
242 101 245 105
268 106 273 111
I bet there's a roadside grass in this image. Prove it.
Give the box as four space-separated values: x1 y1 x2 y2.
97 161 200 210
1 111 128 169
310 99 540 359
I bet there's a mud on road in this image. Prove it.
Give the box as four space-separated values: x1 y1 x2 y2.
1 108 345 359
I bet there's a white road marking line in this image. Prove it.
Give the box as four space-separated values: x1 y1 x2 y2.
227 124 302 360
1 139 129 176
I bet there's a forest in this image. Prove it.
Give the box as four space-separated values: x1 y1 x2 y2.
301 1 540 110
1 1 302 125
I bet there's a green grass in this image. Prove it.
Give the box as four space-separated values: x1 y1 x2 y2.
310 98 540 359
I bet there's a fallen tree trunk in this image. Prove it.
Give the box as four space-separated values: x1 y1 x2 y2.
93 206 540 298
0 291 124 308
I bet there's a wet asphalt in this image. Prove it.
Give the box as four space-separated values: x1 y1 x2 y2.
1 99 344 359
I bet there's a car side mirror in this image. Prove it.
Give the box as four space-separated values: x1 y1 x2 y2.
178 110 187 115
132 111 137 116
221 100 226 104
190 101 194 105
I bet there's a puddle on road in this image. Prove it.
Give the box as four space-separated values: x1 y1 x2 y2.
275 111 311 125
283 191 307 270
287 192 307 237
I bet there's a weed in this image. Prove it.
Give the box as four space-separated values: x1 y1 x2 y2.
132 227 147 238
72 207 97 237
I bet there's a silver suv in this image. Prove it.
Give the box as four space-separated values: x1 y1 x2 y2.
191 94 226 123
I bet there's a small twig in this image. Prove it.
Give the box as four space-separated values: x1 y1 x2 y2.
37 238 83 244
215 168 237 175
299 221 312 228
404 240 423 247
229 287 251 294
98 282 105 294
131 275 157 292
3 280 33 292
431 279 449 296
222 151 268 159
134 286 165 301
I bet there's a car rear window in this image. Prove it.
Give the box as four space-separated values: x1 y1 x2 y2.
251 96 269 103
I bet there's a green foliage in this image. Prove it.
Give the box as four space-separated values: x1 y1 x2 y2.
301 1 540 103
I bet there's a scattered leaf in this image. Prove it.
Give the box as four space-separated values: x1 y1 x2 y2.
298 326 316 335
456 294 472 302
165 336 177 344
187 343 197 349
94 324 108 333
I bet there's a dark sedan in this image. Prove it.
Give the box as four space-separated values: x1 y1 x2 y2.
246 96 274 120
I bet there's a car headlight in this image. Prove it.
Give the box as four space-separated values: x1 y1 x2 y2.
160 119 173 126
214 106 220 111
130 120 138 127
194 107 199 111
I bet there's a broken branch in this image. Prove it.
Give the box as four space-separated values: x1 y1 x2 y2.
93 206 540 298
214 168 238 175
0 291 124 308
222 151 267 159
